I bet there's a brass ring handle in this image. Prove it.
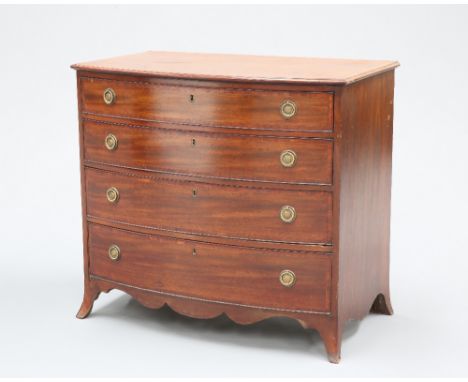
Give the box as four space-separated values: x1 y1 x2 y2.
280 205 296 223
280 100 297 119
280 150 297 167
279 270 296 287
103 88 116 105
106 187 120 203
108 244 121 261
104 133 118 151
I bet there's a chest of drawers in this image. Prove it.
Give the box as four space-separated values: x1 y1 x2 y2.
72 51 398 363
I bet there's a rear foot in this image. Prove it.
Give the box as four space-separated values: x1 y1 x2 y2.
371 293 393 315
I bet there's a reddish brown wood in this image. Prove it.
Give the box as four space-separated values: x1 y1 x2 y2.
72 51 399 85
73 51 397 363
76 282 100 319
87 217 333 253
85 167 333 245
75 73 97 320
336 71 395 326
83 119 333 185
88 275 343 361
80 76 333 133
84 160 333 194
89 223 332 313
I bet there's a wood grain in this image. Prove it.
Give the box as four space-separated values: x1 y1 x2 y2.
83 119 333 185
89 223 332 313
72 51 399 85
73 55 397 363
84 167 333 245
337 71 394 323
80 76 333 132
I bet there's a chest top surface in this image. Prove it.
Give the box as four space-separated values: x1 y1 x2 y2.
72 51 399 85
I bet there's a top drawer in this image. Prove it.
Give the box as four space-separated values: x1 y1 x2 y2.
80 77 334 133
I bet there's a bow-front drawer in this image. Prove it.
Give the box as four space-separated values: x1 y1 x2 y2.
83 119 333 185
88 223 332 313
80 77 333 132
85 168 332 245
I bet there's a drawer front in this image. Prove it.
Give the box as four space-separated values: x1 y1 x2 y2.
85 168 332 245
83 120 333 185
80 77 333 132
89 223 332 313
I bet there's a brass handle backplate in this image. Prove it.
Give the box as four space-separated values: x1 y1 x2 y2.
108 244 121 261
106 187 120 203
279 270 296 287
103 88 116 105
105 133 118 151
280 100 297 119
280 205 296 223
280 149 297 167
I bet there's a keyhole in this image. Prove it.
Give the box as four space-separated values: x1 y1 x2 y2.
192 248 197 256
191 138 196 146
192 189 197 197
189 94 194 102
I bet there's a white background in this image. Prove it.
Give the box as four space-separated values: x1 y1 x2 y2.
0 4 467 377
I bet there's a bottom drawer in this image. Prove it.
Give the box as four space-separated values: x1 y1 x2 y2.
88 223 332 314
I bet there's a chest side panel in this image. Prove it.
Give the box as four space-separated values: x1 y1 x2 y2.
337 71 395 321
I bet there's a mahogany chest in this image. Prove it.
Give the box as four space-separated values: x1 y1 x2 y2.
72 51 398 362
